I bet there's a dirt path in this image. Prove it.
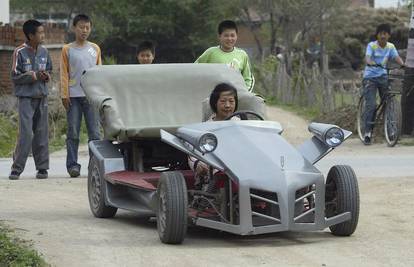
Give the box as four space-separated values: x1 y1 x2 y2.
0 177 413 267
266 106 312 145
0 105 414 267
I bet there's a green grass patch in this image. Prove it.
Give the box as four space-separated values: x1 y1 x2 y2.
399 137 414 146
0 113 18 157
265 97 320 120
0 112 90 157
0 223 48 267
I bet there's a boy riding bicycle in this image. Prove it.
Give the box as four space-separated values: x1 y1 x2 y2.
362 23 405 145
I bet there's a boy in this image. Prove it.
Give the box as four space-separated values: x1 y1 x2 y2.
9 19 52 180
362 23 405 145
60 14 101 177
136 41 155 64
195 20 255 92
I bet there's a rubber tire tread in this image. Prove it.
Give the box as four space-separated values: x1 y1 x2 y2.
157 171 188 244
384 97 401 147
88 156 118 218
327 165 360 236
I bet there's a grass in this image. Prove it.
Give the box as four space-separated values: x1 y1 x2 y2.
399 136 414 146
0 112 90 157
0 223 48 267
0 113 18 157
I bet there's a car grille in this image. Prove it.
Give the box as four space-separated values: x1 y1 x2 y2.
294 184 316 223
250 189 281 226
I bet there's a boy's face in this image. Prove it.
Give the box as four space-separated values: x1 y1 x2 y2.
137 49 154 64
216 91 236 119
218 28 237 51
73 20 91 41
377 31 390 43
29 26 45 45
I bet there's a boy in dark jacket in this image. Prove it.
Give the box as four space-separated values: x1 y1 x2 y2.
9 19 52 180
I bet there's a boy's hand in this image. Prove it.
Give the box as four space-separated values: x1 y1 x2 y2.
62 98 71 110
37 71 50 82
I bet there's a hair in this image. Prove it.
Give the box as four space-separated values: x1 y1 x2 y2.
73 14 91 27
23 20 42 40
137 41 155 55
209 83 238 113
376 23 391 36
218 20 238 35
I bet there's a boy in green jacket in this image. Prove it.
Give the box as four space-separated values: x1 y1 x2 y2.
195 20 255 92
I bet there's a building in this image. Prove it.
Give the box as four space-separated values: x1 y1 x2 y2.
351 0 374 7
0 0 10 25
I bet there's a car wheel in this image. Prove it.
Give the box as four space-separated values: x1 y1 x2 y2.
157 171 188 244
325 165 359 236
88 156 117 218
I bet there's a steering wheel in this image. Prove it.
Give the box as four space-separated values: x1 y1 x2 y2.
225 110 264 121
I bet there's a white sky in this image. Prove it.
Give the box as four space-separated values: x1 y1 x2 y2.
376 0 402 8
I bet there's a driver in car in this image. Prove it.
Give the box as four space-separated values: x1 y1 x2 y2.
188 83 238 188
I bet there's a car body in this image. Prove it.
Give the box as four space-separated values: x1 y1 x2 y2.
82 64 359 244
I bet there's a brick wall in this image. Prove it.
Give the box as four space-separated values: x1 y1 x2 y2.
0 25 64 95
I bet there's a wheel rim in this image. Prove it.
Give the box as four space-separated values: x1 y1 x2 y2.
325 178 338 217
158 186 167 235
90 165 102 211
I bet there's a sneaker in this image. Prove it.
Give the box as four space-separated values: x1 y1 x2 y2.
363 132 372 145
36 169 48 179
9 171 20 180
68 165 80 178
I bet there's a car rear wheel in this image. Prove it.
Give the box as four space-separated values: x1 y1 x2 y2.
88 156 117 218
325 165 359 236
157 171 188 244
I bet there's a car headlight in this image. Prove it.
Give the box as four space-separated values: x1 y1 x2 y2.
198 133 217 153
308 122 346 148
325 127 344 147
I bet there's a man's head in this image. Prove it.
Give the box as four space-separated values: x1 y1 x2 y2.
376 23 391 44
137 41 155 64
23 20 44 45
218 20 238 52
72 14 92 42
209 83 238 120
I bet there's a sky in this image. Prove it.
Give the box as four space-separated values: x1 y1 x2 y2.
375 0 403 8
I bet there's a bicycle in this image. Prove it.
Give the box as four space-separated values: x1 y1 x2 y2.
356 66 403 147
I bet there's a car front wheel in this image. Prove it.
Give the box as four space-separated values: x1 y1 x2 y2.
325 165 359 236
157 171 188 244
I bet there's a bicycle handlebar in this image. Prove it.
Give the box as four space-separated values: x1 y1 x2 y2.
366 63 405 70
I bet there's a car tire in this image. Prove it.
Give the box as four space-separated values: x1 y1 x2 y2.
157 171 188 244
325 165 359 236
88 156 118 218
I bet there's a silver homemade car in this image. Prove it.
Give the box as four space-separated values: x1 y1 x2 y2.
82 64 359 244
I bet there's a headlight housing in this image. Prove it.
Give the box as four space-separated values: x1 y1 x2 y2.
198 133 217 153
308 122 345 148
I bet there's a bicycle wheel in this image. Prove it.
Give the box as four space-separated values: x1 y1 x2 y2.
384 97 402 147
356 96 367 143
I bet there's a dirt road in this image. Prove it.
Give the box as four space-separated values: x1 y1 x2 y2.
0 106 413 267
